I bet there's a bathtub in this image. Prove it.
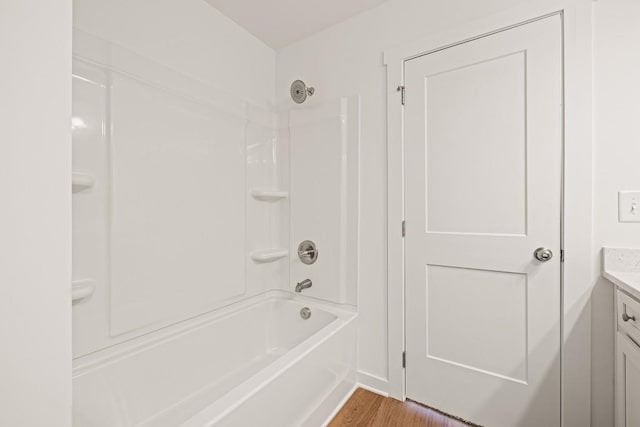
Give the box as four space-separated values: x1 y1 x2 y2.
72 291 357 426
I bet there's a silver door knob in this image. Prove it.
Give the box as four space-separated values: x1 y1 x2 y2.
534 247 553 262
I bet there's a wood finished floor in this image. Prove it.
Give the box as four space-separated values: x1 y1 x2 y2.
328 388 473 427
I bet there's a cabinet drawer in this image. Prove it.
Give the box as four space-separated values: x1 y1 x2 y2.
617 289 640 344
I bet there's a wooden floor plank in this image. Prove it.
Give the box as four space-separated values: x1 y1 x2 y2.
329 388 473 427
328 388 386 426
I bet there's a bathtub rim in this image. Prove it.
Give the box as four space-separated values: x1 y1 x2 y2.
73 289 355 376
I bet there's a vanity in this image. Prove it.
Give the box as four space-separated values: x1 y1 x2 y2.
603 248 640 427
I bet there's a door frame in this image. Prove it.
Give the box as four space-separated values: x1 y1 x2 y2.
384 1 593 427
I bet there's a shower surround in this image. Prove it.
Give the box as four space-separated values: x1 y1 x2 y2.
71 1 360 424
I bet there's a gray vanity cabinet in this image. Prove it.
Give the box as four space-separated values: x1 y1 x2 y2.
616 289 640 427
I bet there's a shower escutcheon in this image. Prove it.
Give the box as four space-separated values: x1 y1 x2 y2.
290 80 315 104
298 240 318 265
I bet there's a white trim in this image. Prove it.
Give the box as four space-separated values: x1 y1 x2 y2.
319 380 390 426
357 371 390 397
319 384 359 427
385 47 406 401
384 2 593 427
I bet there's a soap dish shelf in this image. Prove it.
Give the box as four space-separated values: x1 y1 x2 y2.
72 173 95 193
251 249 288 263
251 189 288 202
72 279 95 302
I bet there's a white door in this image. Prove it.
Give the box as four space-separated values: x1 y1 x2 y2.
404 15 563 427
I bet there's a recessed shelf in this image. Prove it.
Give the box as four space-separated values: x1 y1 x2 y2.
72 279 95 302
251 249 288 263
251 189 288 202
72 173 95 193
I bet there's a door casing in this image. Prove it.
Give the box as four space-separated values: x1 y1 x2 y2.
383 2 593 427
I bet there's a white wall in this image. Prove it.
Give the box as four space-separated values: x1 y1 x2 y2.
0 1 72 425
276 0 535 388
592 0 640 425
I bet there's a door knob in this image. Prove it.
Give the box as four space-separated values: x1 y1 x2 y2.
534 247 553 262
623 312 636 322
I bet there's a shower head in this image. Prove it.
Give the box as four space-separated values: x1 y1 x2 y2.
290 80 314 104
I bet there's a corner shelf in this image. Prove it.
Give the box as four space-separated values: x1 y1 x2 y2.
251 249 288 263
72 173 95 193
72 279 95 302
251 189 288 202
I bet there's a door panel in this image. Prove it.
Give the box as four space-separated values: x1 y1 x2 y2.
426 265 528 383
404 15 562 427
426 51 527 235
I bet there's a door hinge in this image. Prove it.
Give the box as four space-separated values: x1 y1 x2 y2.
402 351 406 368
402 220 406 237
397 85 405 105
560 249 565 263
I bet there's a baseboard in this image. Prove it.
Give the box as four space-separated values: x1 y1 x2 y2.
357 371 389 397
317 372 391 426
318 383 359 427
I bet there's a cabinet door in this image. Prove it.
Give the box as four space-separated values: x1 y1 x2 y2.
617 332 640 427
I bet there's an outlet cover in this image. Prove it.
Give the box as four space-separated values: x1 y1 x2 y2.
619 191 640 222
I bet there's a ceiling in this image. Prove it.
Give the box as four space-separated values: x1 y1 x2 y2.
205 0 390 48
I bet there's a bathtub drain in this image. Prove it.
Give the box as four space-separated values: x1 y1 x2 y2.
300 307 312 320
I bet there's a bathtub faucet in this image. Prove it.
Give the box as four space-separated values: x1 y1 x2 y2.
295 279 312 293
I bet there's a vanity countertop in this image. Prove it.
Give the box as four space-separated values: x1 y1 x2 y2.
603 247 640 301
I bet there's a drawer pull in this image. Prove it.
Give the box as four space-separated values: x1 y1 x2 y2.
623 312 636 322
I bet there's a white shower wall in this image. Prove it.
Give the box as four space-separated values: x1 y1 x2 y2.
246 105 290 295
72 0 281 357
71 0 359 359
288 97 359 305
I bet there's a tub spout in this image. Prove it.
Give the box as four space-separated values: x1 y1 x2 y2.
295 279 312 293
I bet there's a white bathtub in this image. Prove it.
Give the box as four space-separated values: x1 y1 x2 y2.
73 291 357 426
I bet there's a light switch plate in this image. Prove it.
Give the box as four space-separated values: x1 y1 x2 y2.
619 191 640 222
